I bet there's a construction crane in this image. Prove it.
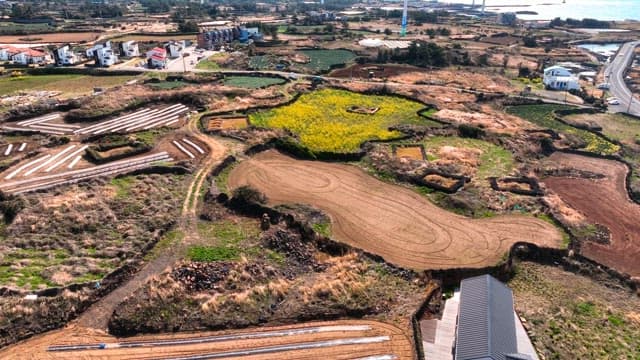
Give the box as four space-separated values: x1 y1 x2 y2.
400 0 408 37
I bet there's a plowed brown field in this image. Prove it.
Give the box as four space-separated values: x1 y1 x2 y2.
0 321 412 360
228 150 562 270
543 152 640 277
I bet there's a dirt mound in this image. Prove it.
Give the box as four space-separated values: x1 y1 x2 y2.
228 150 563 270
433 107 534 134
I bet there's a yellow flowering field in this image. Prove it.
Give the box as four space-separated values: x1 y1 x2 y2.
249 89 439 153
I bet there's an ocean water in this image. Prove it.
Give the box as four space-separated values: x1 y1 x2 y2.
448 0 640 21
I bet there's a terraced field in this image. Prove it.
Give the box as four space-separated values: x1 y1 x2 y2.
228 150 563 270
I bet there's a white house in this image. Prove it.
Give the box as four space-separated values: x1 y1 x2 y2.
11 48 49 65
53 45 79 66
543 65 580 91
146 47 167 69
164 40 185 58
119 41 140 57
86 41 118 67
0 45 20 61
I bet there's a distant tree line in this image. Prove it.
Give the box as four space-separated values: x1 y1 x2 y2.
550 17 610 29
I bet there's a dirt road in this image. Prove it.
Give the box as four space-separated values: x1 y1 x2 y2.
228 150 563 270
0 321 413 360
543 152 640 277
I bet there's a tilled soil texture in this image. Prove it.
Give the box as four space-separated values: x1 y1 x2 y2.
0 320 414 360
227 150 562 270
542 152 640 277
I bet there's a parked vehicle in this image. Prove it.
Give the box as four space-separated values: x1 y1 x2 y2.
597 83 610 90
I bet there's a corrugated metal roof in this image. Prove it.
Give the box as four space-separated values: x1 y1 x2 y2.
454 275 519 360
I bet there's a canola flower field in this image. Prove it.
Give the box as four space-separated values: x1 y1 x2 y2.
249 89 440 153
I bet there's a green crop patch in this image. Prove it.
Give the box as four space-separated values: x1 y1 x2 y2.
298 49 357 72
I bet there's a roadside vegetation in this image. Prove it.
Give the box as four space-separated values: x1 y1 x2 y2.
506 104 620 155
250 88 440 153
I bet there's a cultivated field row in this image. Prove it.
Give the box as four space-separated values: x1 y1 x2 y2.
172 138 206 159
37 322 409 360
1 104 189 136
0 152 173 194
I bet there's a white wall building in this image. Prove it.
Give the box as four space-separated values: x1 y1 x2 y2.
543 65 581 91
147 47 167 69
54 45 79 65
86 41 118 67
0 45 20 61
119 41 140 57
165 40 185 58
11 48 49 65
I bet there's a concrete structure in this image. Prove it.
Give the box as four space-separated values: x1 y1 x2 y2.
86 41 118 67
146 47 167 69
422 275 538 360
11 48 49 65
53 45 79 66
543 65 580 91
119 41 140 57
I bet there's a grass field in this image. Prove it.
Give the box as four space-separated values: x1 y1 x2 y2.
0 22 52 35
422 136 515 179
506 104 620 155
249 88 440 153
509 261 640 359
563 112 640 145
298 49 357 72
195 56 221 70
0 74 137 97
148 80 188 89
223 76 285 89
192 219 261 261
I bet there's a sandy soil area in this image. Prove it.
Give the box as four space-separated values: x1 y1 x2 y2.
542 152 640 277
0 320 412 360
228 150 562 270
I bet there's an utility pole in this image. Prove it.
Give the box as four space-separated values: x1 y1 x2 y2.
627 92 634 113
182 53 187 73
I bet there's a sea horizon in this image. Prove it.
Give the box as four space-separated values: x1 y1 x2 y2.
445 0 640 21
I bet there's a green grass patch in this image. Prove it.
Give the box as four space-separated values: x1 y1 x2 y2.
250 88 440 153
222 76 285 89
0 75 136 97
421 136 515 179
110 176 135 199
196 55 222 70
188 245 240 262
506 104 620 155
298 49 357 72
148 80 188 89
215 163 236 194
312 221 331 237
146 229 184 260
536 213 571 248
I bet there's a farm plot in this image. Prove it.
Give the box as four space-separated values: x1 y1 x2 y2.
542 152 640 277
0 321 413 360
2 113 80 135
206 116 248 131
421 136 515 180
562 112 640 146
249 89 440 153
171 137 206 160
228 150 562 270
0 75 136 97
0 151 173 194
506 104 620 155
74 104 189 135
222 76 286 89
298 49 357 72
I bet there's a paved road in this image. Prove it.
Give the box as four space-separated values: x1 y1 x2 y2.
604 40 640 116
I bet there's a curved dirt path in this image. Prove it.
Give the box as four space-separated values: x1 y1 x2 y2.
543 152 640 277
77 115 227 330
228 150 563 270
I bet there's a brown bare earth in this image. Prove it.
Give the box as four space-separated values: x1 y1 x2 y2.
0 320 413 360
396 146 424 160
0 32 101 43
542 152 640 277
228 150 562 270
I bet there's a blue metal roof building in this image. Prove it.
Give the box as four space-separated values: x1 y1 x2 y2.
454 275 533 360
